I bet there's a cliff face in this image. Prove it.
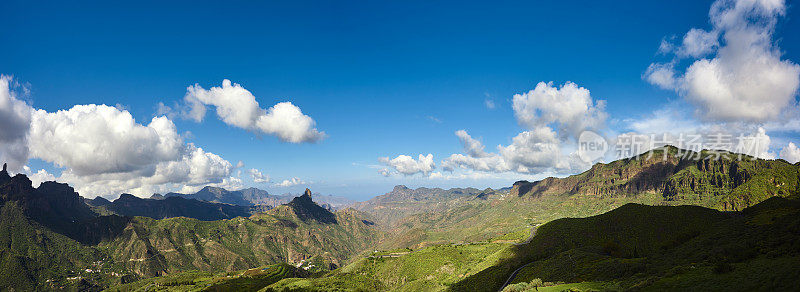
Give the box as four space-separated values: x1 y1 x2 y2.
511 146 800 211
511 149 685 198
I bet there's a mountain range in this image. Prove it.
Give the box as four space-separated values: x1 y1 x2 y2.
1 146 799 291
0 164 379 290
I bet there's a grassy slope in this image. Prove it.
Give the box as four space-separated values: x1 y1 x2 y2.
265 242 510 291
460 197 800 291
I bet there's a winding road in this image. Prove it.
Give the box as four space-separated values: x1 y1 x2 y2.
498 225 538 291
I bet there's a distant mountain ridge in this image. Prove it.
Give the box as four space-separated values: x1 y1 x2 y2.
164 186 255 206
106 193 252 220
351 185 487 227
161 186 355 208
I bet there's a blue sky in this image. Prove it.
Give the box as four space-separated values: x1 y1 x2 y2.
1 0 799 200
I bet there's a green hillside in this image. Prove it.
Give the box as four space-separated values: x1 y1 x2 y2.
455 197 800 291
266 197 800 291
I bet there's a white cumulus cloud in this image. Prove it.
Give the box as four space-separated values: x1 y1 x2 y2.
645 0 800 123
0 75 237 197
184 79 325 143
643 62 678 90
455 130 489 158
21 166 55 188
679 28 719 57
29 105 184 176
0 75 33 171
442 81 608 176
249 168 270 183
379 154 435 176
779 142 800 163
442 127 588 175
512 81 607 139
273 177 305 187
733 127 774 159
498 127 566 173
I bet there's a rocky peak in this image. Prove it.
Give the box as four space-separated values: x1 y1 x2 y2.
287 188 337 224
200 186 226 194
0 163 11 185
513 180 531 187
393 185 409 192
116 193 140 201
291 188 315 205
89 196 112 206
0 173 34 202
